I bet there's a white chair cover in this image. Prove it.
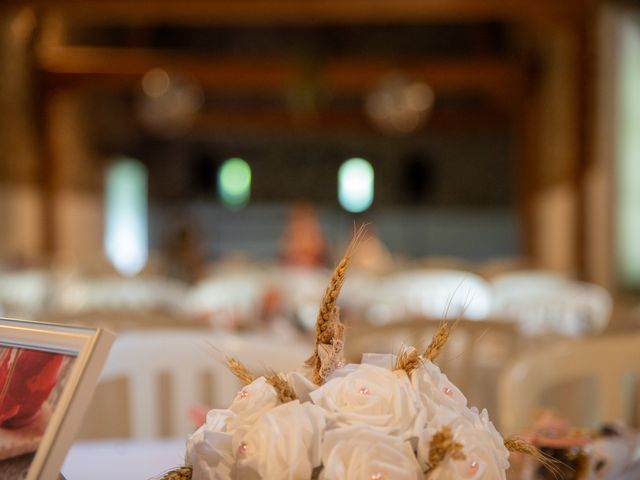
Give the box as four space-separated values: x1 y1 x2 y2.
96 330 311 438
498 333 640 434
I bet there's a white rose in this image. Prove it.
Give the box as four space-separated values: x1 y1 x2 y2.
320 425 423 480
186 409 235 480
418 407 509 480
285 356 394 401
411 360 467 419
236 400 326 480
360 353 397 370
310 363 423 439
225 376 279 441
286 370 318 402
461 407 509 467
323 353 397 382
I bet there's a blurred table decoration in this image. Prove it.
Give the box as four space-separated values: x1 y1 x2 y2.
279 203 329 269
508 412 640 480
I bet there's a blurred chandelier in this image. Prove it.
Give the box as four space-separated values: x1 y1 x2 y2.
365 73 434 136
137 68 204 136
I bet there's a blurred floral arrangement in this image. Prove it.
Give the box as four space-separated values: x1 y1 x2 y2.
513 411 639 480
163 229 552 480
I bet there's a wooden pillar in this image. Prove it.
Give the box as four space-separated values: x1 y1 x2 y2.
42 89 106 269
583 3 618 289
0 8 44 265
518 17 587 275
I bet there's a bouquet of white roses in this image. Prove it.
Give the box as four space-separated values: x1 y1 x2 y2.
167 230 547 480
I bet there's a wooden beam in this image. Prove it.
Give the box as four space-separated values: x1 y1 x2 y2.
39 46 525 103
322 58 522 101
39 47 296 92
188 106 509 134
12 0 583 26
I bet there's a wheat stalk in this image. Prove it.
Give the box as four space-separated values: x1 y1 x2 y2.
266 372 297 403
307 224 367 384
313 225 366 344
504 436 567 479
227 357 296 403
394 347 422 375
427 426 466 471
227 357 256 385
160 467 192 480
423 321 451 362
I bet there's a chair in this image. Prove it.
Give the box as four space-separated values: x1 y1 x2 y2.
84 330 311 439
345 318 520 419
498 334 640 435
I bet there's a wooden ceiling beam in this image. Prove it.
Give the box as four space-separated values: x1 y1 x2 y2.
40 47 296 93
322 58 522 99
39 47 525 102
189 107 509 134
14 0 583 26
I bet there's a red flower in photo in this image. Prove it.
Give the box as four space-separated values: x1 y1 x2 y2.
0 349 65 429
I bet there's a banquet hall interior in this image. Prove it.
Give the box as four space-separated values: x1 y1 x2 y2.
1 0 640 477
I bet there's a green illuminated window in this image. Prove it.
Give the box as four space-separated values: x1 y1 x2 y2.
218 158 252 208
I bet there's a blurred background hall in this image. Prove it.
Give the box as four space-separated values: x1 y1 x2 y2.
1 0 640 464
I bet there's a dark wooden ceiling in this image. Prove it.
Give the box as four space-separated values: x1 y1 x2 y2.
5 0 584 25
9 0 587 135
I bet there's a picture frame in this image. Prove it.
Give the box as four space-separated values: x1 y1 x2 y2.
0 317 114 480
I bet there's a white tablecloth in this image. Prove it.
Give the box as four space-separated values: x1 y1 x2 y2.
620 464 640 480
62 438 186 480
61 438 640 480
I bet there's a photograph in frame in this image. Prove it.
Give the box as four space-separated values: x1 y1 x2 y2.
0 318 114 480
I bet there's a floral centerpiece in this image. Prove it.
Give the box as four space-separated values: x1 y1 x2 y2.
163 230 554 480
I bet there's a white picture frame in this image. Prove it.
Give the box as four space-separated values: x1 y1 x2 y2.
0 318 114 480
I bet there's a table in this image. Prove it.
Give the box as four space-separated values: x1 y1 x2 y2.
62 438 185 480
61 438 640 480
619 463 640 480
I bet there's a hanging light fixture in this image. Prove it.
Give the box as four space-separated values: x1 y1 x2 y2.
365 73 434 136
137 68 204 137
